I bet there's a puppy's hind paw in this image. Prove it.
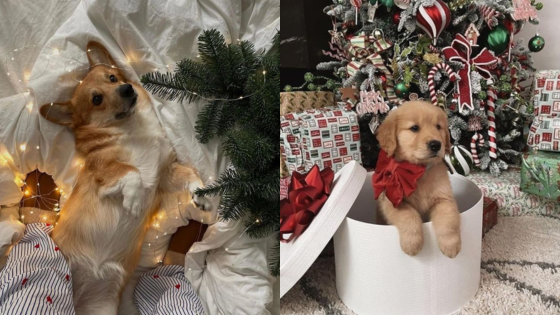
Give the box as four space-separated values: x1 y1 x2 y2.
438 235 461 258
192 194 213 212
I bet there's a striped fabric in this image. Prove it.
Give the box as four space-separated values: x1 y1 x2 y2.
0 223 75 315
134 265 204 315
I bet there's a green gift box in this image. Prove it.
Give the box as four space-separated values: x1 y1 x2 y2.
520 151 560 201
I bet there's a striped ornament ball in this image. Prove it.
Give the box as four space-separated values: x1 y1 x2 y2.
444 144 474 176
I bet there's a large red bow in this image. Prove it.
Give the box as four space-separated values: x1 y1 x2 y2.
372 150 426 208
442 34 498 112
280 165 334 243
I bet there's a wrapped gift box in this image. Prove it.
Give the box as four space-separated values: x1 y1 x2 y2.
280 107 362 174
533 70 560 117
482 197 498 236
280 112 306 175
527 115 560 151
468 167 560 216
280 91 336 116
299 108 361 172
520 151 560 201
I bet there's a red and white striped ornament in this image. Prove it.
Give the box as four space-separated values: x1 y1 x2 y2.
486 87 498 159
416 0 451 45
471 132 485 166
428 63 459 106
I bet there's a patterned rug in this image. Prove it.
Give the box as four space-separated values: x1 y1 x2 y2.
280 215 560 315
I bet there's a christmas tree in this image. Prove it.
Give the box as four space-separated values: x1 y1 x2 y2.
141 30 280 276
317 0 543 175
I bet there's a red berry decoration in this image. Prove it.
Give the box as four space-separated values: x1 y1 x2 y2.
392 10 401 24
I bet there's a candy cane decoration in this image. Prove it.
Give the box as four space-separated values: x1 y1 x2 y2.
478 4 501 29
350 0 362 24
428 44 440 53
487 87 498 159
471 132 485 166
428 63 459 106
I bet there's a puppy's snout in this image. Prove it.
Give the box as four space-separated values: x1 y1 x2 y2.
118 84 135 98
428 140 441 152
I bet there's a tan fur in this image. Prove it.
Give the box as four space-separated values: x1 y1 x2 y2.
376 101 461 258
39 42 211 315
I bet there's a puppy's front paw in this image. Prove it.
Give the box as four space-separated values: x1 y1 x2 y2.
438 234 461 258
192 194 213 211
122 172 144 218
399 230 424 256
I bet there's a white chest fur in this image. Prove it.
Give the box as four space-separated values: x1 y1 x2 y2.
118 103 172 190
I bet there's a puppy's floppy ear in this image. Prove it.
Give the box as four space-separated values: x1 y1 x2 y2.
40 102 73 126
439 109 452 154
376 110 398 157
86 41 118 68
444 126 451 154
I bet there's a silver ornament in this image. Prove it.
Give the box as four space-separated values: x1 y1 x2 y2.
394 0 410 9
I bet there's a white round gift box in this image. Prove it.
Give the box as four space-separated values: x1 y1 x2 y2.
334 171 483 315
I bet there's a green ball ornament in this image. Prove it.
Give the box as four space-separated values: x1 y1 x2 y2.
528 34 545 52
444 144 474 176
284 85 293 92
395 81 410 98
485 24 511 55
304 72 315 82
307 83 316 91
378 0 394 9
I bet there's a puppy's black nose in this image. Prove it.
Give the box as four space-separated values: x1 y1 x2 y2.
428 140 442 152
118 84 135 98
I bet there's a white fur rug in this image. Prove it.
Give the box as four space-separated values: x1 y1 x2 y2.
280 215 560 315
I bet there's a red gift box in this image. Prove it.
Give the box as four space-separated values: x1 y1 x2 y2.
482 197 498 236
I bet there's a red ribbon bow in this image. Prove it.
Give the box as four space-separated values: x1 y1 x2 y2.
442 34 498 112
280 165 334 243
372 150 426 208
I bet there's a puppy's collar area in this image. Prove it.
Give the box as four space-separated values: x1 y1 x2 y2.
372 149 426 208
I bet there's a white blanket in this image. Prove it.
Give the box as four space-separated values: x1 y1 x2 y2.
0 1 279 314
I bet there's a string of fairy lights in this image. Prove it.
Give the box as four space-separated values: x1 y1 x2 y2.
2 42 267 266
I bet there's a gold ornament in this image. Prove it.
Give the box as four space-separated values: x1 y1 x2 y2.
423 53 442 64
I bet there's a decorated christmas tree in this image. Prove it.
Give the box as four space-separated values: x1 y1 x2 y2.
142 30 280 275
316 0 544 175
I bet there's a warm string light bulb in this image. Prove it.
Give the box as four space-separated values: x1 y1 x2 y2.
19 144 26 151
24 190 31 196
53 48 59 55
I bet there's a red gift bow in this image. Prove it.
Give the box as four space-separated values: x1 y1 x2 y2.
442 34 498 112
280 165 334 243
372 150 426 208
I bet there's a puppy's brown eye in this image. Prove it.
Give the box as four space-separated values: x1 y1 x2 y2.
109 75 117 83
436 124 441 130
92 95 103 105
410 125 419 132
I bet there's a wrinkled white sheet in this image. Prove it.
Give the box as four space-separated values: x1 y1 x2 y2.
0 0 279 314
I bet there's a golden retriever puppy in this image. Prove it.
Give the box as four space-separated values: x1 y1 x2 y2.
375 101 461 258
39 41 212 314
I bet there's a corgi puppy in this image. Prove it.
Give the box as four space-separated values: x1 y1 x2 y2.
39 41 212 315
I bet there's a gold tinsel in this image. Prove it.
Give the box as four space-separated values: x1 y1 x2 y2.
423 53 443 64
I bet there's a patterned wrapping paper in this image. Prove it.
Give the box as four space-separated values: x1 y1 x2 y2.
520 151 560 201
280 107 362 175
280 91 336 116
280 112 306 176
527 115 560 151
468 167 560 216
299 108 362 173
532 70 560 117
